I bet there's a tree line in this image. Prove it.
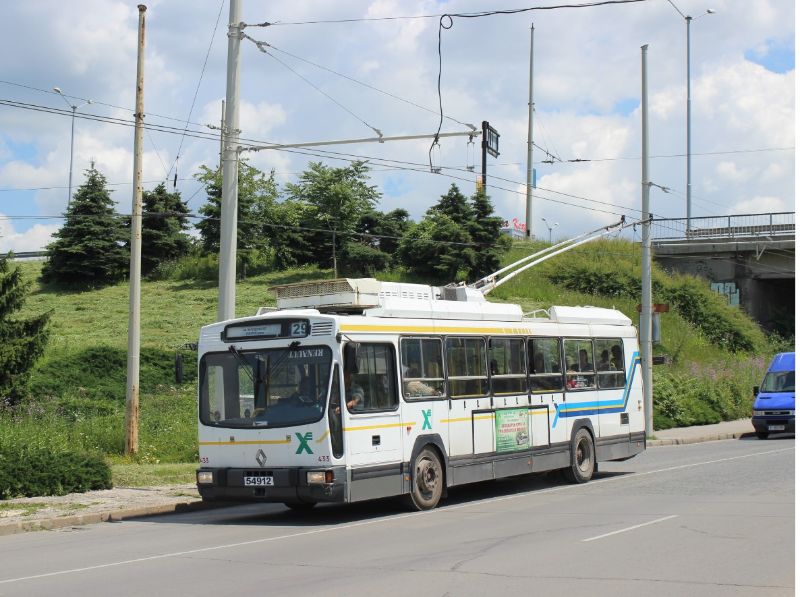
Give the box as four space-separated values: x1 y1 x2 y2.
40 160 511 287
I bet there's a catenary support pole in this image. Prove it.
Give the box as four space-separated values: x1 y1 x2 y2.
68 106 76 207
125 4 146 456
217 0 243 321
219 0 242 322
641 44 654 438
218 99 225 172
525 24 535 240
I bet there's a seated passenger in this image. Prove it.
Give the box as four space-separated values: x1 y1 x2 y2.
405 378 437 397
597 350 610 371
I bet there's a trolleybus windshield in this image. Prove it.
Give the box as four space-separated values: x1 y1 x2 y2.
199 345 332 428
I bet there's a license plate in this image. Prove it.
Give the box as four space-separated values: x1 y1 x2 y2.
244 476 274 487
768 425 785 431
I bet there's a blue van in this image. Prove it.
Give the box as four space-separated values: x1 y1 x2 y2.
752 352 795 439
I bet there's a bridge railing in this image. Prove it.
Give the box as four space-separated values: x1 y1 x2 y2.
651 212 795 242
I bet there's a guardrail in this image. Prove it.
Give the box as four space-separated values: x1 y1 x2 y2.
5 251 47 260
651 212 795 242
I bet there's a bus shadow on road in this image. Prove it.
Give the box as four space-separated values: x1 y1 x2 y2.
134 469 635 528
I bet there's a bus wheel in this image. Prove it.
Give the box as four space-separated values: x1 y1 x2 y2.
407 447 443 510
284 501 317 511
563 428 595 484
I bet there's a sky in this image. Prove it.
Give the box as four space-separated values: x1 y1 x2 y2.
0 0 794 252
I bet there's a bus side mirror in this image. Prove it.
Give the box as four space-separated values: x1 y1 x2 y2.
344 343 360 374
753 385 760 398
175 352 184 385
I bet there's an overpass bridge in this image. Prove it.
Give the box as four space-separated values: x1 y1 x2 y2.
651 212 795 333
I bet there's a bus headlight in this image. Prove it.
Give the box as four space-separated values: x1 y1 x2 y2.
307 470 334 484
752 410 765 416
197 471 214 485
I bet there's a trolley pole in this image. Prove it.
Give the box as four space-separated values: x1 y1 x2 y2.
525 24 535 240
641 44 654 438
125 4 146 456
219 0 242 322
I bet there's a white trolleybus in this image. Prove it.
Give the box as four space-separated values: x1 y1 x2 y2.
196 270 646 511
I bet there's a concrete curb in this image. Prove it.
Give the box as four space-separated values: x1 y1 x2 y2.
649 431 756 446
0 499 207 537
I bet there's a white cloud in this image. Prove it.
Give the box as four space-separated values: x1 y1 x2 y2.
0 0 793 251
0 216 59 253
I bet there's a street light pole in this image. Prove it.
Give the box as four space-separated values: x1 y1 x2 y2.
666 2 714 235
53 87 91 208
541 217 558 244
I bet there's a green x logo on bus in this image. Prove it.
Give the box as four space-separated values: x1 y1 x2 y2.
295 432 313 454
422 409 433 430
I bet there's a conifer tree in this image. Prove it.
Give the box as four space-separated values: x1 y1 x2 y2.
397 212 474 283
141 183 191 275
41 165 128 287
431 183 473 228
0 255 50 405
467 190 511 280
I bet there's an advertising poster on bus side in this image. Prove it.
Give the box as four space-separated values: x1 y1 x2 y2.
495 408 530 452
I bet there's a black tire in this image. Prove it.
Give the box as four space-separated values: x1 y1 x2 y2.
406 447 444 510
563 428 595 484
756 431 769 440
284 501 317 511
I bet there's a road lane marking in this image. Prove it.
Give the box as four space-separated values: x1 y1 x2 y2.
581 514 678 542
0 445 792 586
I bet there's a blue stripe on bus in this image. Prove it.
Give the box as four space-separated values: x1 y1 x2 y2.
552 352 641 428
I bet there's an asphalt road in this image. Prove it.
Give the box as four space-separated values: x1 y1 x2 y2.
0 436 794 597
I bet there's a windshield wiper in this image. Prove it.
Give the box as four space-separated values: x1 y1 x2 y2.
228 345 254 384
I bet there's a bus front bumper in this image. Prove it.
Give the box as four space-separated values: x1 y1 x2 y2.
196 466 347 503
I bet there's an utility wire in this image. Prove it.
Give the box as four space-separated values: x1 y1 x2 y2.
250 40 476 131
166 0 226 185
3 97 785 220
243 34 383 138
429 0 650 171
0 79 211 130
249 0 649 26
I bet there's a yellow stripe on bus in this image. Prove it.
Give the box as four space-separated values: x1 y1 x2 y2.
198 439 291 446
339 324 530 335
343 421 417 432
316 430 330 444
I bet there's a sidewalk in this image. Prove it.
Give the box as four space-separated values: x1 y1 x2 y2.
650 417 756 446
0 418 762 536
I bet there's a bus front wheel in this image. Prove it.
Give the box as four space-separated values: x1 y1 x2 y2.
407 447 443 510
563 428 595 484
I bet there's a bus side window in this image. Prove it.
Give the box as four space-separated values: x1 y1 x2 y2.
595 338 626 389
400 337 445 399
348 344 398 412
564 339 596 390
446 337 488 398
528 337 564 392
489 337 527 395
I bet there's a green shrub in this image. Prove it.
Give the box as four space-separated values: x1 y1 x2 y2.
652 356 764 429
0 444 112 499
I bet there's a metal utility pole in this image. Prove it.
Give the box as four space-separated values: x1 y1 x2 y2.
667 3 715 235
218 100 225 171
53 88 91 208
219 0 242 322
640 44 654 438
125 4 146 456
525 24 535 240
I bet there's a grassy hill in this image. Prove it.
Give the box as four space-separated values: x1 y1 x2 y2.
2 240 777 466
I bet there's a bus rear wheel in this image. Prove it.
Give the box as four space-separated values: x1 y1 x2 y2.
563 428 595 484
407 447 443 510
